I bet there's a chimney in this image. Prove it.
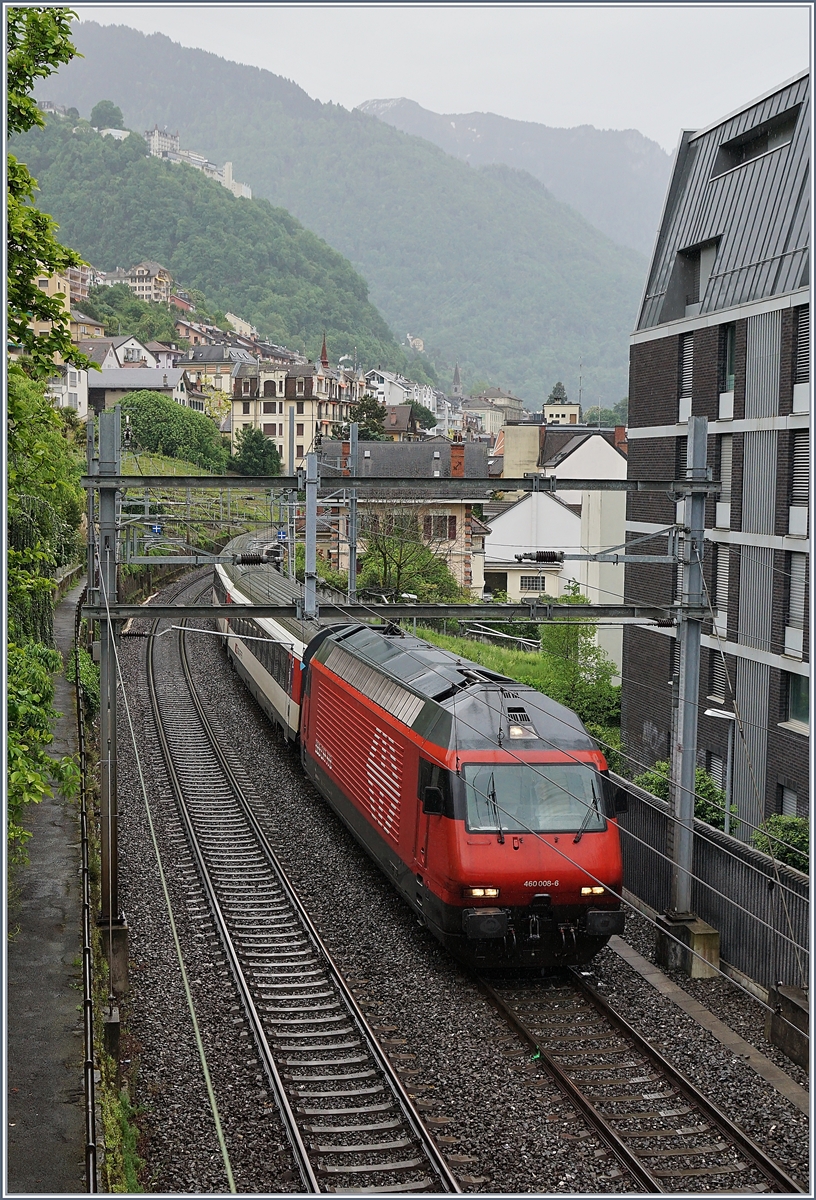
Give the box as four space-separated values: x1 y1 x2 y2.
341 440 350 476
451 442 465 478
614 424 628 454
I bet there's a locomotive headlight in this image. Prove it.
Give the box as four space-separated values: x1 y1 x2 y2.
463 886 500 898
581 886 606 895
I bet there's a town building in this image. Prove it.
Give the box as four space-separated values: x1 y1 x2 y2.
69 310 105 340
77 335 158 369
144 124 252 198
46 366 89 421
382 404 421 441
622 71 809 832
87 367 195 414
101 261 173 304
65 262 103 306
471 386 526 422
542 401 582 425
185 344 257 393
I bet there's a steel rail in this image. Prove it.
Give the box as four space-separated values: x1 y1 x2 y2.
143 592 460 1194
146 611 320 1193
477 972 804 1194
175 614 461 1196
569 971 805 1194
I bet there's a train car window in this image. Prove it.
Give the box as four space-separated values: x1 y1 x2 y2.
462 763 606 834
418 758 453 816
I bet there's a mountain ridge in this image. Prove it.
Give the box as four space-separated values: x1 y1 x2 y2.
36 20 648 405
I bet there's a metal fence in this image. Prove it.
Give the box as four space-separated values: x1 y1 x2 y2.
613 772 809 992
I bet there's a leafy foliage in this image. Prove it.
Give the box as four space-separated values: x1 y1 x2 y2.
751 815 809 874
537 584 621 727
583 397 629 427
632 759 738 833
89 99 122 128
7 6 91 377
357 507 464 601
69 645 100 719
344 393 386 440
231 425 281 476
7 641 79 865
120 390 229 471
293 543 349 593
410 400 437 430
10 116 432 379
81 282 183 344
547 381 568 404
36 20 647 402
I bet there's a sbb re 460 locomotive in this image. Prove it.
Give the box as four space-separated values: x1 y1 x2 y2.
214 545 627 969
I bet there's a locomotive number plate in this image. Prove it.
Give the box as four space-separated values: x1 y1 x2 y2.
524 879 559 887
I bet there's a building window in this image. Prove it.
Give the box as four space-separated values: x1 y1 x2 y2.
242 379 250 395
781 786 798 817
711 105 801 177
787 552 807 636
296 423 304 437
279 379 284 395
279 402 284 413
708 651 727 701
242 401 250 415
68 392 78 409
296 444 304 458
296 378 304 394
263 379 276 397
791 430 809 508
262 423 275 436
722 323 736 392
786 673 809 727
262 401 275 413
519 575 548 592
794 305 809 383
279 424 284 436
37 278 48 289
296 400 304 414
715 545 729 631
707 752 724 788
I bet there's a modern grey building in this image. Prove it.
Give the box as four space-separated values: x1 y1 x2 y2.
622 71 810 838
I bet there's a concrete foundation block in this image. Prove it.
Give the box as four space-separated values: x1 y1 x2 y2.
655 912 720 978
766 984 808 1070
103 1006 120 1063
99 921 129 997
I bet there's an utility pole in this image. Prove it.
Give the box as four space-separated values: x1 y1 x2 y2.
348 422 358 602
94 406 128 997
658 415 719 976
303 451 318 620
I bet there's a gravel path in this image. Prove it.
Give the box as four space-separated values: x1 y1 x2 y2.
113 583 808 1193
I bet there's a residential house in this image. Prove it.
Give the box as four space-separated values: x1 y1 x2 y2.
29 269 70 340
87 367 194 414
77 334 158 368
382 404 421 441
69 310 106 340
542 401 582 425
185 345 257 393
46 366 89 421
65 262 103 306
101 261 173 304
460 397 505 441
318 439 492 594
623 71 809 830
145 341 184 370
225 312 258 339
471 386 526 422
169 292 195 313
174 317 217 346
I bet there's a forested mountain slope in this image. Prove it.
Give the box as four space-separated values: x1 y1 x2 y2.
37 20 648 403
358 97 671 256
11 118 424 376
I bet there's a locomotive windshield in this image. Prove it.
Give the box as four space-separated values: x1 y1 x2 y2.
463 763 606 834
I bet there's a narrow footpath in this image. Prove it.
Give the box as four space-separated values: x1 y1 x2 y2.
7 580 87 1194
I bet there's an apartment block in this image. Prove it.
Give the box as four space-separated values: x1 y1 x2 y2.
622 72 810 835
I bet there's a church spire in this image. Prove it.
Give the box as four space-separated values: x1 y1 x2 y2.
320 330 329 368
452 360 462 396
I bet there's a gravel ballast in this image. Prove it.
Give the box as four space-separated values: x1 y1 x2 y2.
113 582 809 1192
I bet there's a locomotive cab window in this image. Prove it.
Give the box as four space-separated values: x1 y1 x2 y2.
463 763 606 834
418 758 452 815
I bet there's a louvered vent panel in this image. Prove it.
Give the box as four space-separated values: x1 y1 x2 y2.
788 553 807 630
679 334 694 396
716 546 730 612
791 431 809 505
709 653 727 701
719 435 733 501
795 305 809 383
708 753 724 787
324 644 425 727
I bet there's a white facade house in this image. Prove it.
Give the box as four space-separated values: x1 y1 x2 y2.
540 430 628 506
47 366 89 421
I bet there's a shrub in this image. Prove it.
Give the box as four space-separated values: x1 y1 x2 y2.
121 391 229 472
632 759 738 833
751 815 809 873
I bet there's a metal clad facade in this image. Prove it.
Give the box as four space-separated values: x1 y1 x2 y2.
324 644 425 727
744 311 781 419
638 74 809 329
732 657 770 838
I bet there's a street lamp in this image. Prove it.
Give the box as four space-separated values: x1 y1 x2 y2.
704 709 736 837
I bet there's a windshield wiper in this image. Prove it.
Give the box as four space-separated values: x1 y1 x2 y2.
573 798 597 844
488 772 505 845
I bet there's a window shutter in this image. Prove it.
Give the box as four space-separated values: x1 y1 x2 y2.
791 430 809 505
719 435 733 501
716 545 729 612
448 515 457 540
708 753 724 787
795 305 809 383
709 653 727 701
788 552 807 629
423 515 432 540
679 333 694 396
782 786 798 817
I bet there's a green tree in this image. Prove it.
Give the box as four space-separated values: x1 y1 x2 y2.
7 6 90 378
232 425 281 476
82 283 181 344
89 99 123 129
547 381 568 405
344 393 386 440
584 397 629 427
632 759 738 833
751 815 808 873
410 399 437 430
120 390 229 471
357 505 464 601
539 583 620 726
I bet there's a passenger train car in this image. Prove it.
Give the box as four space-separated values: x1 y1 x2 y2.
214 535 626 968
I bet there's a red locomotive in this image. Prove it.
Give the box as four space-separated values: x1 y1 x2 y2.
215 548 626 968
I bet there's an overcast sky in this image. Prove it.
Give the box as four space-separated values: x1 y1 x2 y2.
76 4 809 152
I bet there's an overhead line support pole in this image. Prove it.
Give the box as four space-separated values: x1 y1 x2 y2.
304 452 318 620
348 422 358 603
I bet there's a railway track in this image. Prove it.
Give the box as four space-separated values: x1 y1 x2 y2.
145 605 460 1195
478 973 804 1194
